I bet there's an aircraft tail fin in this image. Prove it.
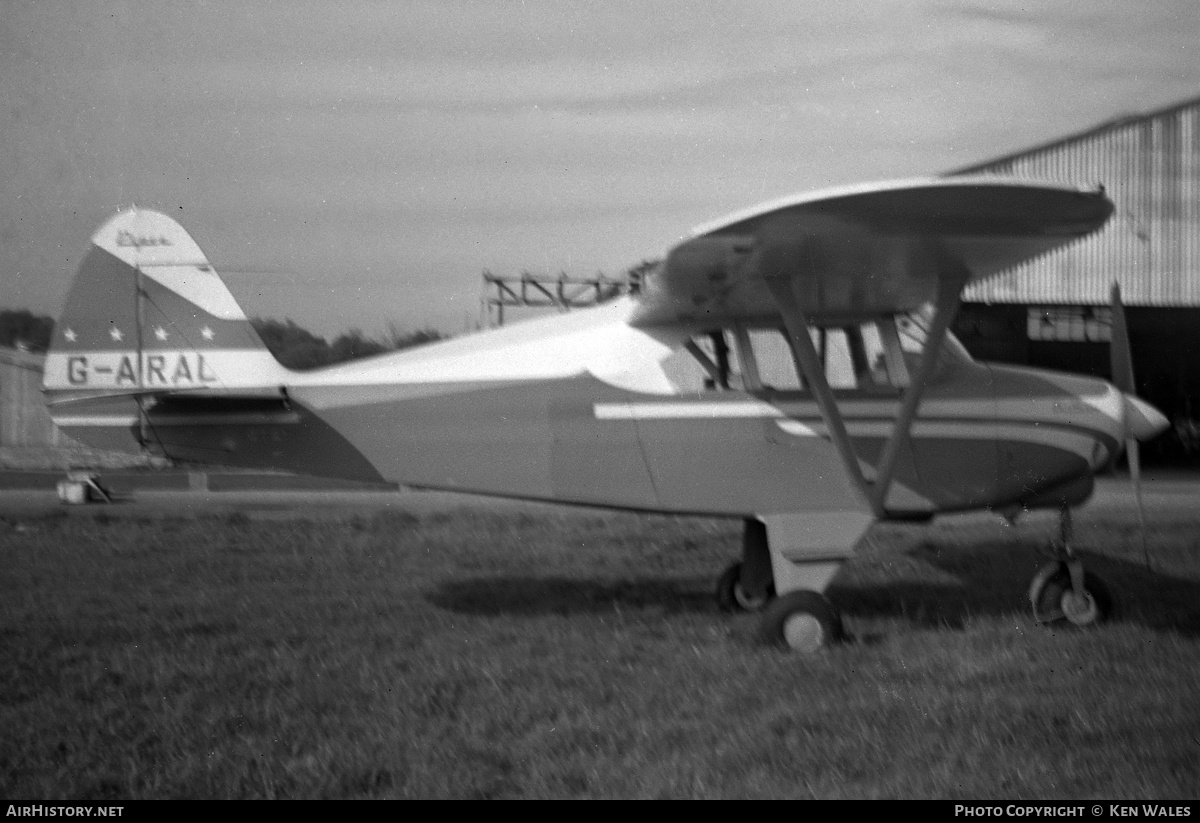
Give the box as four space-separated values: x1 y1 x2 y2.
44 208 288 396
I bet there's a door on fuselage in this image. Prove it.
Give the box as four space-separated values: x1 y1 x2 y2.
633 328 861 515
631 311 1001 517
633 319 922 516
745 314 1001 513
731 320 932 516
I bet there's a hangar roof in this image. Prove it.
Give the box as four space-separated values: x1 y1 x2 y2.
948 94 1200 307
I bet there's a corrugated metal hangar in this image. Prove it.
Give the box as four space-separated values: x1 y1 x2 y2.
947 93 1200 462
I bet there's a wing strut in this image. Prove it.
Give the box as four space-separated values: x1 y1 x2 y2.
870 269 966 514
764 276 873 507
765 264 967 518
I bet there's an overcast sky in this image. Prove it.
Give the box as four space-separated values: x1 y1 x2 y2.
3 1 1199 336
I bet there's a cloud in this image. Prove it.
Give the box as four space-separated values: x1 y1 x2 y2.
4 0 1200 334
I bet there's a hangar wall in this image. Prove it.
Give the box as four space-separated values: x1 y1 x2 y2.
0 346 160 469
0 347 61 449
954 95 1200 305
946 94 1200 462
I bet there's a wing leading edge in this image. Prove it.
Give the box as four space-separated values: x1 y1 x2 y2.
633 176 1114 328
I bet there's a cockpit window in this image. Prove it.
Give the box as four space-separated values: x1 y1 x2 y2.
664 306 974 396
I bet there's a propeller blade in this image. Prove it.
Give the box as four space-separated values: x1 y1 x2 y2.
1128 437 1151 570
1111 282 1154 570
1110 282 1135 395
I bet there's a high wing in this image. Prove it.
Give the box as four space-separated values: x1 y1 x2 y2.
628 175 1116 532
632 176 1114 328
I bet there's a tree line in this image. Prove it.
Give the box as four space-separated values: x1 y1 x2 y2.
0 308 442 369
249 318 443 369
0 310 54 353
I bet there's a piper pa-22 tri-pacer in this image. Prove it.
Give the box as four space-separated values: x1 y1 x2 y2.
43 177 1169 652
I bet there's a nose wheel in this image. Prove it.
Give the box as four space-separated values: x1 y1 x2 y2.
1030 562 1112 626
1029 507 1114 627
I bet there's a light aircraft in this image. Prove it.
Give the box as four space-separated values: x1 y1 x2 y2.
42 177 1169 652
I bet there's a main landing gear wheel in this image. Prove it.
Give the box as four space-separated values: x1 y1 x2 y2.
715 562 774 612
758 591 843 652
1029 562 1113 627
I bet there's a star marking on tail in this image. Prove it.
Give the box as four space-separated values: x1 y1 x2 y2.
63 328 77 342
154 327 169 341
109 327 123 342
201 326 214 341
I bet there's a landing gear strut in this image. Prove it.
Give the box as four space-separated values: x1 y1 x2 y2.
714 520 775 613
715 562 773 612
1029 507 1113 626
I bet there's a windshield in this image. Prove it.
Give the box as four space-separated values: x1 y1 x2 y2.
896 306 974 373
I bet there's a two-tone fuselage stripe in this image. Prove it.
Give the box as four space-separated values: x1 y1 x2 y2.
595 398 1119 463
774 420 1103 462
53 391 1114 460
594 395 1117 424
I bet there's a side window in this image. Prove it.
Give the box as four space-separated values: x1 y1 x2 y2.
661 314 971 396
823 329 856 389
660 339 712 392
744 326 891 393
746 328 802 391
861 319 908 389
661 330 743 392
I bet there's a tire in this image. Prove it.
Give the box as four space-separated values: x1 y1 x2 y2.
715 562 773 613
758 591 843 652
1029 562 1113 627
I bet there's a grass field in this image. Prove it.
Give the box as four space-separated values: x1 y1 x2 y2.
3 496 1199 799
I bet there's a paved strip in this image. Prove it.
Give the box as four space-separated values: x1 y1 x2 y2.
0 470 394 493
0 487 569 521
0 475 1195 523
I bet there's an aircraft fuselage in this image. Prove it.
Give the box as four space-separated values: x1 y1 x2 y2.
50 297 1125 521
